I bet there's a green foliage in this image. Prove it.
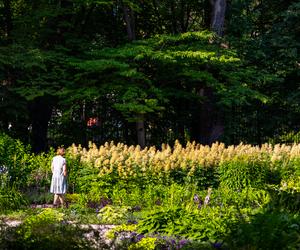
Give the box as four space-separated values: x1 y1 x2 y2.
113 86 166 122
137 206 242 242
0 188 28 212
269 131 300 144
17 208 64 240
227 211 300 250
0 0 299 148
27 150 55 190
219 155 268 190
184 166 219 189
0 208 97 250
110 182 201 211
128 237 156 250
97 205 130 224
0 134 32 188
267 183 300 213
211 187 270 209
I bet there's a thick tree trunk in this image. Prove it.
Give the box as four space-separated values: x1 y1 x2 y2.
122 2 147 147
123 4 136 41
190 88 224 145
29 97 53 152
210 0 227 36
136 120 145 148
80 4 96 35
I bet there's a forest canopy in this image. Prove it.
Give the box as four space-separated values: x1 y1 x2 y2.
0 0 299 151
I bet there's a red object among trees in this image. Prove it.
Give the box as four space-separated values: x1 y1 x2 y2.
87 117 99 127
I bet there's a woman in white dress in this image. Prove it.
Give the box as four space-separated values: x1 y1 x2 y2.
50 147 67 207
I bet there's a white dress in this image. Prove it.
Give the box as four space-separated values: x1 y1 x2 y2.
50 155 67 194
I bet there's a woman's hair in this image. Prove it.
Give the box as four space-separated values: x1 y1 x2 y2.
57 147 65 156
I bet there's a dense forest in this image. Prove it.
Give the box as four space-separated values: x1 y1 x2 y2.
0 0 299 151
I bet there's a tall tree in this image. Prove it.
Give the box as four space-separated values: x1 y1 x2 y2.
122 1 136 41
210 0 227 36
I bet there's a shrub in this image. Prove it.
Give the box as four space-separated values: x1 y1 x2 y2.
226 211 300 250
0 133 32 188
219 155 268 190
128 237 156 250
137 206 242 242
0 208 99 250
97 205 130 224
0 187 28 211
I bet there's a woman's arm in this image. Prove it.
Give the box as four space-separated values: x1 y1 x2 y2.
63 164 67 176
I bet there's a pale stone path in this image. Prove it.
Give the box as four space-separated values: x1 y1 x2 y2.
30 204 55 208
2 205 117 249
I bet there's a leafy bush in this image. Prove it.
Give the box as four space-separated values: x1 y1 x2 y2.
226 211 300 250
0 133 32 188
267 183 300 212
269 131 300 144
128 237 156 250
210 187 270 209
0 208 100 250
0 187 28 211
111 182 199 210
97 205 130 224
137 206 242 242
26 150 54 191
219 155 268 190
65 193 81 204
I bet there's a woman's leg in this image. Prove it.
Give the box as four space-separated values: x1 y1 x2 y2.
58 194 64 207
53 194 59 205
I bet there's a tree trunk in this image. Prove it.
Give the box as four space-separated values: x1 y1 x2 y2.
152 0 163 33
210 0 227 36
203 1 212 29
29 97 53 152
122 2 147 147
3 0 12 41
136 120 145 148
123 4 136 41
80 4 96 35
170 2 178 34
190 88 224 145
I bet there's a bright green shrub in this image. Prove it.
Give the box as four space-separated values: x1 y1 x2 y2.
211 187 270 209
65 152 85 194
65 193 81 204
6 208 97 250
0 133 32 188
0 187 28 211
280 157 300 181
219 155 268 190
128 237 156 250
97 205 130 224
137 206 243 242
26 150 54 191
